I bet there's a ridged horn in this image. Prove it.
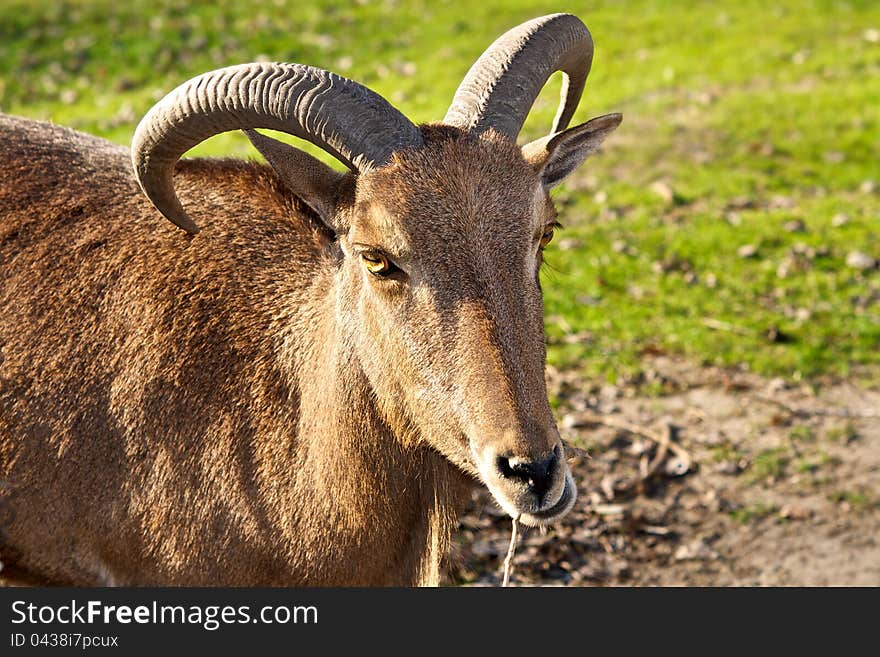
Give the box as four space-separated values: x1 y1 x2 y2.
443 14 593 140
132 62 423 233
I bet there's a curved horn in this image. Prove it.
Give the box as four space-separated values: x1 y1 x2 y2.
443 14 593 140
132 62 423 233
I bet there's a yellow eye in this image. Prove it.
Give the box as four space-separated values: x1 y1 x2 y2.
539 227 555 247
361 252 392 276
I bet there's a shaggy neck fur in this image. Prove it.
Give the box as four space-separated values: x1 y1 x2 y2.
272 280 470 585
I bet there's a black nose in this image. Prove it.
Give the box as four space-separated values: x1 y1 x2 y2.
496 448 559 502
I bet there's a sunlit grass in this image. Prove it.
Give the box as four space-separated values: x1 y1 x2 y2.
2 0 878 381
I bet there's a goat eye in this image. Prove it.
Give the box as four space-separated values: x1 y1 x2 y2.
539 227 555 247
361 252 393 276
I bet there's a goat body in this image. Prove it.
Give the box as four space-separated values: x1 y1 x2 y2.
0 14 621 586
0 115 471 585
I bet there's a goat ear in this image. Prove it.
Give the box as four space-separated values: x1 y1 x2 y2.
244 129 345 224
523 113 622 191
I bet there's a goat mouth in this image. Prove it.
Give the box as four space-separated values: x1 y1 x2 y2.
517 471 577 527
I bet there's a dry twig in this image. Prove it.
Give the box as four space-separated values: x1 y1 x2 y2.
570 413 691 464
568 413 694 497
750 395 880 419
501 516 520 587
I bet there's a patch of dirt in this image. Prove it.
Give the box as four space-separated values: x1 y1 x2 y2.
447 358 880 586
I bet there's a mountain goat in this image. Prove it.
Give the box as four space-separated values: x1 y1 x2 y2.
0 14 621 585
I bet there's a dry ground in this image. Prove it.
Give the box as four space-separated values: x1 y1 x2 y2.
449 358 880 586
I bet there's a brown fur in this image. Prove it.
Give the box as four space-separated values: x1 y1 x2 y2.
0 111 616 586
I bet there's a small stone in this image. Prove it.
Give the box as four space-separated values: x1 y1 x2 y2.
608 559 630 578
783 219 806 233
727 196 757 210
674 539 717 561
628 439 651 456
776 258 793 279
600 384 620 401
737 244 758 258
665 455 691 476
864 28 880 43
791 242 811 257
791 49 810 65
650 180 674 203
860 180 877 194
716 460 741 475
779 505 811 520
725 211 742 226
594 504 626 516
766 324 790 343
831 213 849 227
769 195 795 209
703 489 722 512
556 237 583 251
767 377 789 392
846 251 877 271
612 240 635 255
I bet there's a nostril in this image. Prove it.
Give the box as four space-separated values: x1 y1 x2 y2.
495 451 559 501
496 455 517 480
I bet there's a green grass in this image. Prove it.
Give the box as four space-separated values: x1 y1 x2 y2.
829 489 875 510
729 502 779 524
749 447 790 482
708 444 744 464
788 424 816 443
2 0 878 382
795 451 838 473
825 421 858 443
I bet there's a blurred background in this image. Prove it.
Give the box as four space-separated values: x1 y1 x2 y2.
2 0 878 585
